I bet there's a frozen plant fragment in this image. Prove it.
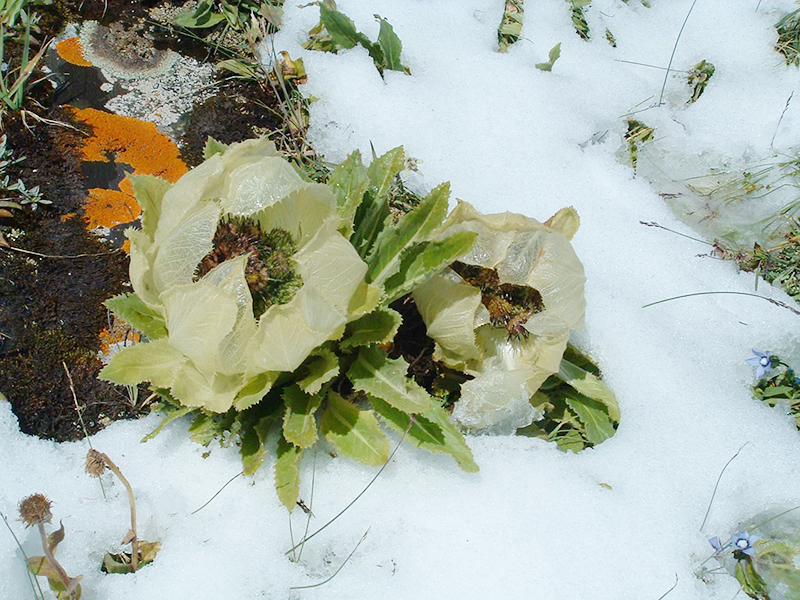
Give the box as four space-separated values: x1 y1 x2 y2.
746 350 772 380
732 530 761 557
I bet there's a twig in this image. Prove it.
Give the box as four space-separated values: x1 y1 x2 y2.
640 221 714 245
1 245 119 259
658 0 699 106
289 528 370 590
63 362 106 499
285 416 416 556
95 453 139 571
656 574 679 600
700 443 749 531
191 471 244 515
643 291 800 316
296 446 317 563
1 511 46 599
770 92 793 152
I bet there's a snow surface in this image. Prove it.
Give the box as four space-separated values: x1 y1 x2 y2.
3 1 800 598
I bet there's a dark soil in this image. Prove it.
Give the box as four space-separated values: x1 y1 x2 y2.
179 78 283 167
0 110 148 441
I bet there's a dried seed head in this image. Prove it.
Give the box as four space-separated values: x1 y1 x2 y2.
18 493 52 527
85 449 107 477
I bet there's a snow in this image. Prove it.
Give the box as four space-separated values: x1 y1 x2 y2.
3 1 800 598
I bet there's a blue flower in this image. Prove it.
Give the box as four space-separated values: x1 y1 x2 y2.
731 531 761 557
746 350 772 379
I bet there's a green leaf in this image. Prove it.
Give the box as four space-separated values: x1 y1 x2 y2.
367 146 406 202
564 391 615 445
762 385 794 398
129 174 172 238
535 42 562 72
29 556 82 599
174 1 227 28
383 231 478 303
216 58 261 79
99 338 187 387
104 293 168 340
350 147 406 258
234 371 280 411
240 416 274 475
735 557 769 599
320 392 390 466
349 346 433 413
298 347 340 395
375 14 407 73
47 521 65 555
275 437 302 511
371 397 478 472
557 357 619 421
320 4 371 50
554 428 585 453
328 150 369 238
188 410 235 446
141 395 195 442
340 307 402 350
366 182 450 286
282 385 323 448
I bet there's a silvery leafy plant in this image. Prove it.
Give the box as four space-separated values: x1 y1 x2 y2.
100 137 610 509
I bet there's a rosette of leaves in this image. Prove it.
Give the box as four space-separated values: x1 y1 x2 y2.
102 140 480 511
413 200 617 441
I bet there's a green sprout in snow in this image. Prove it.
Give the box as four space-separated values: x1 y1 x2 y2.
569 0 591 41
688 59 715 103
303 1 410 76
497 0 524 53
625 118 654 171
748 351 800 429
775 7 800 67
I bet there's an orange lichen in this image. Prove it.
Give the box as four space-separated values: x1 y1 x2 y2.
56 37 93 67
60 212 78 222
99 324 140 357
84 187 140 230
70 107 187 182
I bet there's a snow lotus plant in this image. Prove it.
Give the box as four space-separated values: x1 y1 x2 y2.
413 201 619 441
100 139 482 508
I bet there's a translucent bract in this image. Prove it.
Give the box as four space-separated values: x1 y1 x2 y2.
106 138 368 412
413 201 586 433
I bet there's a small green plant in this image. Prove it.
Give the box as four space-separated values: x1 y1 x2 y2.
18 494 82 600
688 59 715 103
0 0 52 119
625 118 654 170
535 43 562 72
303 1 410 76
700 511 800 599
569 0 591 41
746 350 800 428
775 6 800 67
497 0 524 53
175 0 284 34
0 133 46 209
85 449 160 573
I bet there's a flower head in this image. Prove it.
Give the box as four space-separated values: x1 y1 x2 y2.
708 536 724 554
85 449 107 477
18 493 52 528
746 350 772 380
731 530 761 557
100 138 369 413
412 202 586 433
